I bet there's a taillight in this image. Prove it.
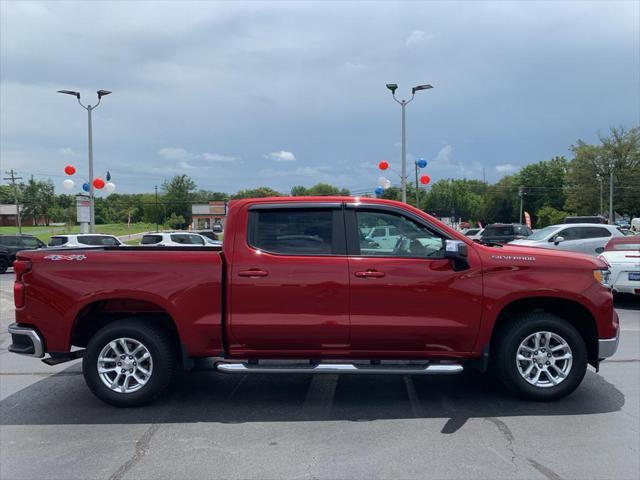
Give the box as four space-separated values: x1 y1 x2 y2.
13 260 31 308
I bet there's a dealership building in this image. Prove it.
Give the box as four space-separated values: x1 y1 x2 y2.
191 201 227 230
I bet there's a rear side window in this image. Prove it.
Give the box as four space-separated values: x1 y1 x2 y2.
0 236 19 246
483 225 513 236
48 237 68 246
78 235 120 246
170 234 204 245
554 227 582 241
581 227 611 239
249 208 338 255
141 235 162 245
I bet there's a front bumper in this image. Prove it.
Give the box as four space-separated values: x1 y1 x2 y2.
598 329 620 360
8 323 44 358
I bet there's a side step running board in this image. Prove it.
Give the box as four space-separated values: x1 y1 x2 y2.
215 362 463 375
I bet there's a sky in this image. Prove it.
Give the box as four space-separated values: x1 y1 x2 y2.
1 0 639 196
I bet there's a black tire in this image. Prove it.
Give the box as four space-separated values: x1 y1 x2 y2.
493 311 587 401
82 319 176 407
0 258 9 274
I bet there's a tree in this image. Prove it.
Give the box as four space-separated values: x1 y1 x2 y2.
162 174 197 222
566 126 640 218
515 156 568 223
290 183 350 196
231 187 282 199
536 205 570 228
20 176 54 225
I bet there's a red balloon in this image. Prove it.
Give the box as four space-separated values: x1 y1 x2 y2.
420 175 431 185
379 160 389 170
93 177 105 189
64 165 76 175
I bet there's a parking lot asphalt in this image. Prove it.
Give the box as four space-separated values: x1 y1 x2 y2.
0 272 638 480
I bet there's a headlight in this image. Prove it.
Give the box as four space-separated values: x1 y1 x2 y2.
593 269 612 288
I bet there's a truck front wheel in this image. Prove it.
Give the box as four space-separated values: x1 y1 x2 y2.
493 312 587 401
82 319 176 407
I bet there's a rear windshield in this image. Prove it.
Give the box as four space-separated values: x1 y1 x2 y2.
483 225 514 236
141 235 162 245
48 237 68 246
78 235 120 246
464 229 480 236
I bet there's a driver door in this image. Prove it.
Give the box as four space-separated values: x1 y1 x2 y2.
345 205 483 355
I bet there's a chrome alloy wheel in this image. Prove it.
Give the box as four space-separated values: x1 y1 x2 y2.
97 338 153 394
516 331 573 388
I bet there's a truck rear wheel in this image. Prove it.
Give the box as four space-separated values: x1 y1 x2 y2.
82 319 176 407
493 312 587 401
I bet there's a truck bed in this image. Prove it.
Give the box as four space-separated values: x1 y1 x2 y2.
15 247 224 357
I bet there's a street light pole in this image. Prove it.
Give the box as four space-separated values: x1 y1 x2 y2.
155 185 159 232
518 186 524 224
57 89 111 233
609 163 614 225
385 83 433 204
414 159 419 206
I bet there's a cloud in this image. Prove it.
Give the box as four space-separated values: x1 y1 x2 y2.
59 147 79 156
201 153 238 162
259 166 321 177
433 144 453 164
405 29 434 48
495 163 518 173
158 147 196 161
179 161 196 169
265 150 296 162
158 147 238 164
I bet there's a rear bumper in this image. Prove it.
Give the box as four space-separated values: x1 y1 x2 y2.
598 330 620 360
7 323 44 358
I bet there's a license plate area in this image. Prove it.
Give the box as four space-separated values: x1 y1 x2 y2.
629 272 640 281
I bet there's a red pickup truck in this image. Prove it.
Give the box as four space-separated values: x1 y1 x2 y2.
8 197 619 406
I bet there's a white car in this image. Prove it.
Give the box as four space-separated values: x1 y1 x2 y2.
48 234 122 248
139 232 220 247
463 227 484 241
598 237 640 295
509 223 626 255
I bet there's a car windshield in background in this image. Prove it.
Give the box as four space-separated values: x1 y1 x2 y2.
527 226 563 241
483 226 513 236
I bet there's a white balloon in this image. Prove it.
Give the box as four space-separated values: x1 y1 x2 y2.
105 182 116 193
378 177 392 189
63 179 74 190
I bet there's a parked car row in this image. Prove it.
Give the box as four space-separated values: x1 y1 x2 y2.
0 229 223 273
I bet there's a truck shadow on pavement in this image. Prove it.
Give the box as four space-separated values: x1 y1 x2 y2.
0 364 625 434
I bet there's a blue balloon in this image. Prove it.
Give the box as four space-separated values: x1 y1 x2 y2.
106 171 111 181
375 186 385 196
82 182 90 192
417 158 427 168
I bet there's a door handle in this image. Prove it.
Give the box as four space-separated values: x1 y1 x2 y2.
354 270 385 278
238 269 269 278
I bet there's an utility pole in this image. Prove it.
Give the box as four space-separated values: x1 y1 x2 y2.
596 174 603 215
608 162 614 225
155 185 159 232
3 169 23 234
414 160 419 206
518 186 524 224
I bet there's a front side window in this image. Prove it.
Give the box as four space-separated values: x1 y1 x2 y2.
20 237 41 248
554 227 582 241
249 208 336 255
356 210 444 258
48 237 68 246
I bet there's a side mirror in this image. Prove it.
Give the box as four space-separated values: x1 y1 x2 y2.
554 236 565 245
444 239 468 259
444 239 469 271
595 247 604 254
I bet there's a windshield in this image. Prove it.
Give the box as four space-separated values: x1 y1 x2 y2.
527 226 562 240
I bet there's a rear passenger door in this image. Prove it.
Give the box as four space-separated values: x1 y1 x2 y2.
228 203 350 354
581 226 612 255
